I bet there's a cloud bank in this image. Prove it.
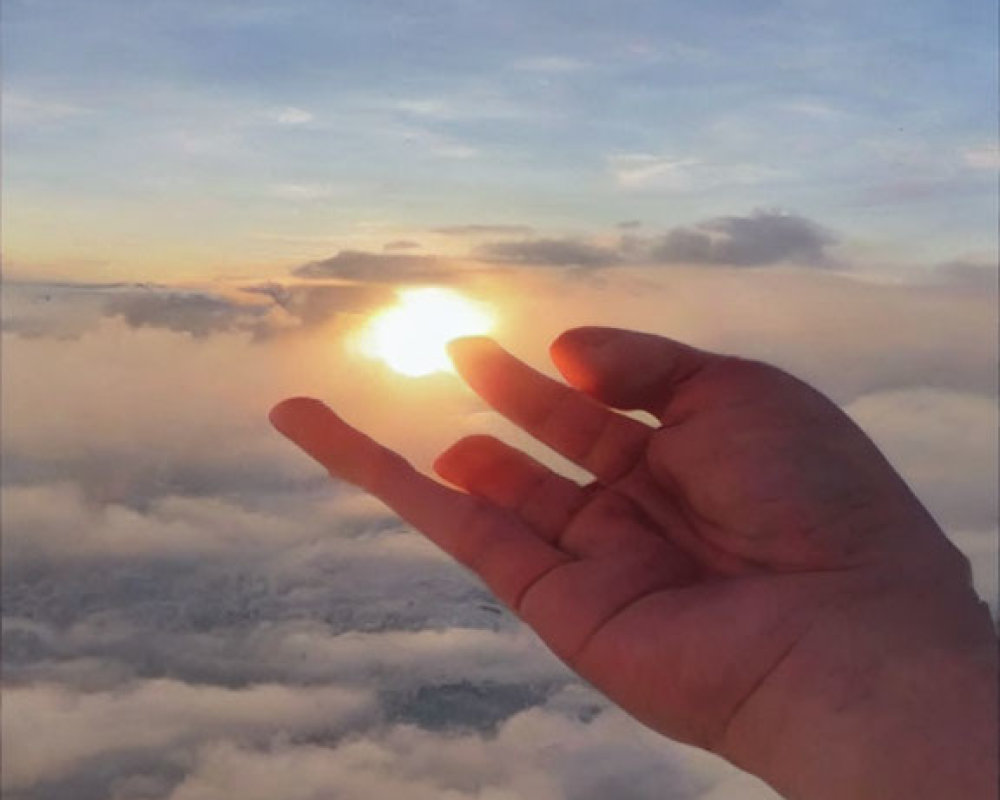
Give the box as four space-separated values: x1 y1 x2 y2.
2 216 996 799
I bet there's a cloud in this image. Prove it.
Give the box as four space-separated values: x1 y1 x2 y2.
1 282 118 339
477 238 623 267
1 562 556 715
164 703 774 800
102 283 391 341
266 106 314 125
0 317 325 505
0 301 497 507
270 183 334 200
386 92 528 123
434 225 537 238
105 291 271 338
469 212 837 270
2 282 362 343
237 282 391 332
610 154 702 190
649 210 837 267
293 250 461 282
609 154 782 192
2 249 996 798
383 240 422 251
845 388 999 531
228 625 565 691
962 143 1000 171
1 680 373 792
469 263 997 405
2 93 93 127
0 483 335 563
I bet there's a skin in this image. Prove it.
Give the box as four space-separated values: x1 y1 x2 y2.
270 327 998 800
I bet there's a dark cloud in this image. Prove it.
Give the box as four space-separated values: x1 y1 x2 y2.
105 292 266 338
477 238 623 267
433 224 536 237
102 284 389 341
293 250 457 282
651 210 837 267
1 282 160 340
470 211 836 271
241 282 390 329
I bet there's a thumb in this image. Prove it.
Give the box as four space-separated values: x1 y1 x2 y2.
549 327 716 416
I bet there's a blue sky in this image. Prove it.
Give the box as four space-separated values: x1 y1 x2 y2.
3 0 997 279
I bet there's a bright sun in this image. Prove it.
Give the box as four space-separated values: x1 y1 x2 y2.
356 288 495 377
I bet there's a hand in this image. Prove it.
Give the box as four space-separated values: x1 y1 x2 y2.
270 327 997 800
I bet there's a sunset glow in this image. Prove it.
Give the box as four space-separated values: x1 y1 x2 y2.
357 288 494 377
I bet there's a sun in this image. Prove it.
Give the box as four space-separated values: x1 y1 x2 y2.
356 288 495 377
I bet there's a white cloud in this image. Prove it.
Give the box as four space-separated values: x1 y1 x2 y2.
608 154 784 192
234 624 566 688
271 183 335 200
166 704 777 800
393 98 460 119
2 93 93 126
0 680 374 791
0 483 329 561
610 154 703 190
382 92 528 123
962 143 1000 171
267 107 315 125
845 388 999 531
0 318 318 497
845 388 999 611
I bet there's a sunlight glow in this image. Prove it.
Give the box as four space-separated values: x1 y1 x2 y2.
357 288 495 377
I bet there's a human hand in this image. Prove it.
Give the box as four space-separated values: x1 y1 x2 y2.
270 327 997 800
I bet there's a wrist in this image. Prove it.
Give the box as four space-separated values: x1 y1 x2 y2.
723 575 998 800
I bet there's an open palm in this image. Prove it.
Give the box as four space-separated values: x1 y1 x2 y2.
270 327 974 768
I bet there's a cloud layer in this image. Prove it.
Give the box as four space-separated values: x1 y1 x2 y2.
2 228 996 798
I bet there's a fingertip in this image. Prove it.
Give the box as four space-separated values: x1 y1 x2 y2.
432 446 463 484
268 397 333 440
549 327 711 412
433 434 493 483
447 338 511 394
550 326 618 358
548 327 618 394
446 335 497 365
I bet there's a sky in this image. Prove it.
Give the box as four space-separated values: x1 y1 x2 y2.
3 0 998 280
1 1 998 799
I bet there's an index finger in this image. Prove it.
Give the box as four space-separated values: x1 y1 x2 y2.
269 397 569 608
